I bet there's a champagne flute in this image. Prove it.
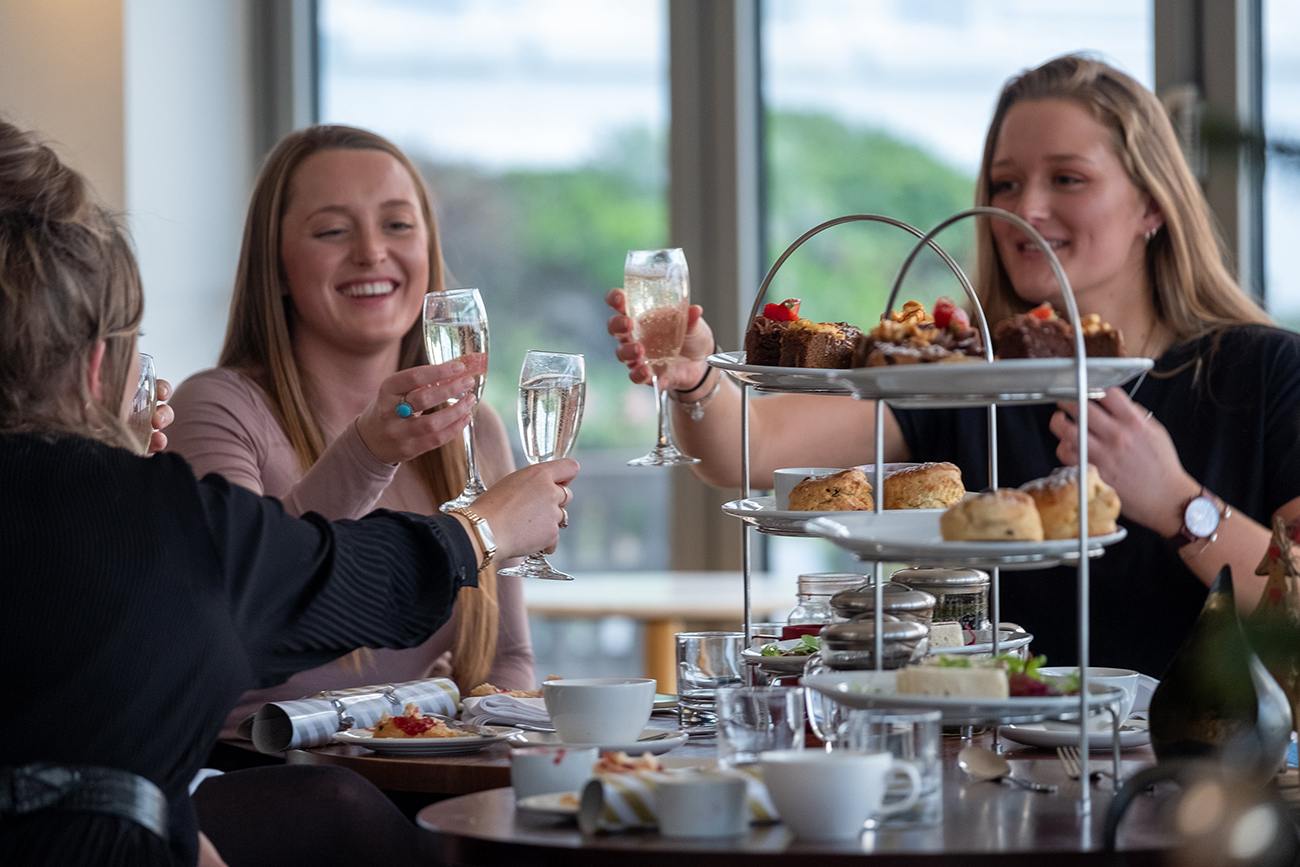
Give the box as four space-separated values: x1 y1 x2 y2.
129 352 156 450
498 351 585 581
624 248 699 467
423 288 490 510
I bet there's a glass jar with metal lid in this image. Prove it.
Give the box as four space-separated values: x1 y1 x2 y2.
785 573 868 638
891 567 991 630
829 581 936 625
818 617 930 670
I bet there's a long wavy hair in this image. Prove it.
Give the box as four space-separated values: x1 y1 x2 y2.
0 120 143 450
220 124 498 690
973 54 1270 340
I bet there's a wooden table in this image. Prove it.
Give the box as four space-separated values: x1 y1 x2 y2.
526 571 796 691
414 734 1176 865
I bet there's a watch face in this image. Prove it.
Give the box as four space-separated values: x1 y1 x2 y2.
1185 497 1220 537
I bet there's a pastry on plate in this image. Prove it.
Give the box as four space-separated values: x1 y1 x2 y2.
743 299 800 365
940 489 1044 542
371 703 469 738
882 462 965 509
787 468 874 511
1019 464 1121 539
851 298 983 367
778 319 861 369
992 303 1125 358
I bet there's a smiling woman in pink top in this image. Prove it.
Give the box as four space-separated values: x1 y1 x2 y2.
168 126 534 738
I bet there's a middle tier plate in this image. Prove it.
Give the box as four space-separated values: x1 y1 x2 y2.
803 509 1127 570
721 495 945 537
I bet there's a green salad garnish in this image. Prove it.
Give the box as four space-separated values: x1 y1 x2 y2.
760 634 821 657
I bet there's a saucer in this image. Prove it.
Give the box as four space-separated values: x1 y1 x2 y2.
998 717 1150 750
507 728 689 755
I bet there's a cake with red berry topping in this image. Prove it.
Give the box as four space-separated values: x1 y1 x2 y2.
371 703 469 738
992 303 1125 358
850 298 984 367
743 298 800 365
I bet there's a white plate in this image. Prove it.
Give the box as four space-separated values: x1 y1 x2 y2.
516 791 581 820
933 629 1034 658
829 356 1154 407
507 728 689 755
708 352 857 395
332 724 519 756
999 717 1151 751
722 495 948 538
742 638 819 673
802 669 1124 725
804 509 1127 570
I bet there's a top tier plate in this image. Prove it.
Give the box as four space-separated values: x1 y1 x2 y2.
709 352 1153 407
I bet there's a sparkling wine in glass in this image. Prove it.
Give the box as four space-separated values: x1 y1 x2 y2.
498 351 585 581
128 352 156 451
624 248 698 467
423 288 490 510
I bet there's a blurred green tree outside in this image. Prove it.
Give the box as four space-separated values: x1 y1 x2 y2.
416 111 977 449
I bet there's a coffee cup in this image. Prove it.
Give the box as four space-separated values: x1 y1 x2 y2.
1039 666 1139 730
543 678 655 744
511 746 598 800
760 748 921 840
656 771 749 838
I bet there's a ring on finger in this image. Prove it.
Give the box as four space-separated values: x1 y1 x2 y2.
559 507 569 529
560 486 573 507
395 394 415 419
1142 409 1154 422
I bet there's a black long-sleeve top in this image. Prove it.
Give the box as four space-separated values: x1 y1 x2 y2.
0 432 479 865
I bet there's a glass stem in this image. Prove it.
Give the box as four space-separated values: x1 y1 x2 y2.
652 372 672 449
463 412 486 492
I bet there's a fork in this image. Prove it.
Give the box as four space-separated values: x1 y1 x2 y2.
1056 745 1113 782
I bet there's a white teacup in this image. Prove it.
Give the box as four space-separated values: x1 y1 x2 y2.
760 748 921 840
543 678 656 745
1039 666 1139 731
511 746 598 800
656 771 749 838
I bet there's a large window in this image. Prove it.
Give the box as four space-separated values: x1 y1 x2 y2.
760 0 1152 575
1265 0 1300 328
319 0 672 578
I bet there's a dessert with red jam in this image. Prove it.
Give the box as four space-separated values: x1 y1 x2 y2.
370 702 469 738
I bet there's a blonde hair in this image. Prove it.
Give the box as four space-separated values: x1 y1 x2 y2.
973 54 1270 339
0 120 143 450
220 125 498 690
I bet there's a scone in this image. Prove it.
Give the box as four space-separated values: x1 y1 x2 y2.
940 489 1044 541
883 462 965 509
787 468 874 511
1020 464 1121 539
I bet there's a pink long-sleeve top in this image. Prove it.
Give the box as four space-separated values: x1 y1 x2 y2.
167 367 535 739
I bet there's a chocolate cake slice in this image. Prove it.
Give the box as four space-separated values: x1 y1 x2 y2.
744 316 789 365
779 320 860 368
992 315 1073 359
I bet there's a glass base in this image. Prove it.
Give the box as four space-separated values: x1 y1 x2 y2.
439 480 487 512
497 553 574 581
627 443 700 467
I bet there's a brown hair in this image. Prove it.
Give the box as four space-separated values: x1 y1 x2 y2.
220 125 498 690
0 120 143 449
973 54 1270 340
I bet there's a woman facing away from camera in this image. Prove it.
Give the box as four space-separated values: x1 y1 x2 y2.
167 126 537 748
608 54 1300 678
0 119 577 866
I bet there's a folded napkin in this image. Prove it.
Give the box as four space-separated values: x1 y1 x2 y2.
576 768 778 834
250 678 460 752
461 695 550 728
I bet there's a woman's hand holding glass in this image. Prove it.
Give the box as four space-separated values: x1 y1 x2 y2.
355 361 479 466
606 288 713 392
472 458 580 562
129 352 173 455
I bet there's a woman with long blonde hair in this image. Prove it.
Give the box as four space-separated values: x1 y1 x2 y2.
169 126 534 744
606 54 1300 677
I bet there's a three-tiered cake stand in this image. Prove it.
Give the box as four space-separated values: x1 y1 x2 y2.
711 207 1151 815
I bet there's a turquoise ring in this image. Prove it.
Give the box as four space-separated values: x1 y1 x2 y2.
395 399 414 419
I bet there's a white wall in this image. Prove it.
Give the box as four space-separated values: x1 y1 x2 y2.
0 0 125 211
125 0 258 385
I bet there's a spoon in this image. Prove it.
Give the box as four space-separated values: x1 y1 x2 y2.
958 746 1058 793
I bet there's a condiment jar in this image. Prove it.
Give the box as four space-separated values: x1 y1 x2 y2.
829 581 936 625
818 617 930 670
784 573 866 639
891 567 991 630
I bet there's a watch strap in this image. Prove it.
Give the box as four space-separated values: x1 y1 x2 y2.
446 507 496 570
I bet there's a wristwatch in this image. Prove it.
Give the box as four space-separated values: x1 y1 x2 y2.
1169 488 1222 549
446 507 497 571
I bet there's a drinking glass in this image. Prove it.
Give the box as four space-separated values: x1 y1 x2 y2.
844 709 943 827
676 631 744 730
623 248 698 467
498 351 585 581
129 352 156 450
715 686 805 768
423 289 490 510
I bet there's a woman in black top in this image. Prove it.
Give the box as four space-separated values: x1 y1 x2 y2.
0 121 577 865
606 55 1300 677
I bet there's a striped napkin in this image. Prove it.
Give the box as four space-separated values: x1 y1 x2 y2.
576 768 778 834
250 678 460 752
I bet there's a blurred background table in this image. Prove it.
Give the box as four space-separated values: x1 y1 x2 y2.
525 571 794 691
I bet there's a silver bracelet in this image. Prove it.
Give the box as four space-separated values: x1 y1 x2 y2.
669 369 721 421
